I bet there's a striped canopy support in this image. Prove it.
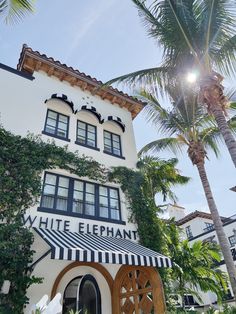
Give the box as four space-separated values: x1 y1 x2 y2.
34 228 172 268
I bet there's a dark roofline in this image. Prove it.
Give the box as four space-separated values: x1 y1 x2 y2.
176 210 227 226
0 63 34 81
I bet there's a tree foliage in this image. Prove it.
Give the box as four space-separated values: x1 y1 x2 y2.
0 128 105 313
0 0 34 23
164 221 227 309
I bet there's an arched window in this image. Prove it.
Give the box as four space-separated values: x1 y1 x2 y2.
63 275 101 314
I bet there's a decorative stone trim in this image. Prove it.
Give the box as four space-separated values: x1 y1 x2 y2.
107 116 125 132
45 93 75 113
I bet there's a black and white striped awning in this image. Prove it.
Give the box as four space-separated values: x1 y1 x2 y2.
34 228 172 268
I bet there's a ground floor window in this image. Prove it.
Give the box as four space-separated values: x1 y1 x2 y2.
63 274 101 314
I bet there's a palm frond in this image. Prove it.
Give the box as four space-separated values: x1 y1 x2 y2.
139 137 184 156
1 0 34 23
215 35 236 76
105 66 171 91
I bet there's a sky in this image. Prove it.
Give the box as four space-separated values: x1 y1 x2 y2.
0 0 236 217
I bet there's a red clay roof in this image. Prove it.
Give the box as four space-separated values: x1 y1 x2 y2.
17 45 146 119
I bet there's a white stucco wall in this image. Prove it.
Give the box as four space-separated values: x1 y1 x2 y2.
0 65 142 313
0 69 138 169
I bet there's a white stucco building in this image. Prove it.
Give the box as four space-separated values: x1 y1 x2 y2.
0 45 171 314
168 204 236 308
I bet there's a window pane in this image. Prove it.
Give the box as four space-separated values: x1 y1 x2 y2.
45 125 56 134
104 145 112 153
110 198 119 209
78 129 86 137
87 139 95 147
57 129 67 138
78 121 86 130
58 187 68 197
99 196 108 206
88 125 95 133
86 183 95 193
85 193 95 203
74 181 83 191
113 141 120 149
41 195 54 208
85 204 95 216
44 184 56 195
111 209 120 220
45 174 57 185
59 115 68 123
58 121 67 131
87 132 95 140
110 189 118 199
46 118 57 127
104 131 111 139
59 177 69 188
74 190 83 200
104 138 111 146
112 134 120 142
100 207 108 218
56 197 67 211
100 187 108 196
113 148 121 156
72 201 83 214
48 111 57 119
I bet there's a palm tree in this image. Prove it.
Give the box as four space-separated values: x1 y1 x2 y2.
107 0 236 167
138 89 236 297
0 0 34 23
137 156 189 203
164 221 227 309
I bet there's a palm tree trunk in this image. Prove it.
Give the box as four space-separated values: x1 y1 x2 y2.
196 162 236 298
211 105 236 168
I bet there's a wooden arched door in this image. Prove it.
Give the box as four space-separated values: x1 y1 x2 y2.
113 265 165 314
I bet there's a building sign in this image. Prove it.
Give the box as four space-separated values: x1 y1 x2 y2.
23 214 138 241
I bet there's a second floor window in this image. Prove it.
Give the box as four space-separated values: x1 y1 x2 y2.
40 172 121 222
44 109 69 140
204 222 214 231
76 121 97 148
104 130 122 157
185 225 193 239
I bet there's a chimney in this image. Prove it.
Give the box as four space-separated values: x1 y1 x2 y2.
167 203 186 221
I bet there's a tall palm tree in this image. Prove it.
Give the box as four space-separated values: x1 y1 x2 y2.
138 88 236 297
108 0 236 167
164 221 227 309
0 0 34 22
137 156 189 203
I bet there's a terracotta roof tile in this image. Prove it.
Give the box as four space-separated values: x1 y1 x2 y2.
17 44 146 119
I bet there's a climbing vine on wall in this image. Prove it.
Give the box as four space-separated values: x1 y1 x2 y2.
0 128 106 313
0 127 170 313
109 167 166 254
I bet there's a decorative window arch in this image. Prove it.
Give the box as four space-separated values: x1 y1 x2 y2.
113 265 166 314
45 93 75 113
106 116 125 132
77 105 104 124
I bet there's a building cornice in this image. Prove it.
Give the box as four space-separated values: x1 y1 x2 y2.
17 45 146 119
176 210 227 226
